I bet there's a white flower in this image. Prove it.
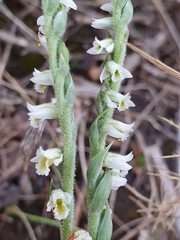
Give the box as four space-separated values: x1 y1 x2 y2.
73 230 92 240
27 102 57 128
91 17 113 30
104 90 135 111
105 119 134 141
100 3 113 14
30 146 63 176
100 61 132 83
87 37 114 55
47 189 71 220
110 169 127 190
104 152 133 171
37 32 48 49
60 0 77 10
30 68 53 93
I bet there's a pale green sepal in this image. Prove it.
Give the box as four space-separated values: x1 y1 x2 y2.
87 143 112 187
50 178 56 194
53 7 67 39
44 0 59 15
58 40 69 64
97 203 112 240
89 116 101 157
87 144 112 204
90 170 111 213
64 74 75 107
113 0 133 31
96 90 107 115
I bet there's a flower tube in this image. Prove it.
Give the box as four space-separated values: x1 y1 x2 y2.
87 37 114 55
100 60 132 83
105 119 134 141
30 146 63 176
104 90 135 111
91 17 113 30
47 189 72 220
30 68 53 93
27 102 57 128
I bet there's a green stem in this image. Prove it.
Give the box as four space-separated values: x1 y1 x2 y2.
45 16 76 240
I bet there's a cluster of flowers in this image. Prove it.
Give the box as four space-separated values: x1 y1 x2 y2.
27 1 92 239
87 1 135 190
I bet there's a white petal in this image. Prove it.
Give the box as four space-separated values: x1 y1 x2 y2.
27 102 57 120
30 69 53 85
91 17 113 30
43 148 61 159
105 156 132 170
100 3 113 13
60 0 77 10
105 95 118 109
46 189 71 220
106 124 128 140
112 175 127 190
74 230 92 240
37 15 45 25
121 67 133 79
100 66 110 83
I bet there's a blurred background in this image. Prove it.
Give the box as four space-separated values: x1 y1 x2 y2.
0 0 180 239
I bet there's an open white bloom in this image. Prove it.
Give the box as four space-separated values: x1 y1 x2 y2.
30 146 63 176
105 119 134 141
47 189 71 220
30 69 53 93
27 102 57 128
73 230 92 240
60 0 77 10
110 169 127 190
100 61 132 83
87 37 114 55
100 3 113 14
104 90 135 111
104 152 133 170
91 17 113 30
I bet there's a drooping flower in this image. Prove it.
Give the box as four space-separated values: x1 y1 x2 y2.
30 68 53 93
100 60 132 83
91 17 113 30
104 119 134 141
27 102 57 128
100 3 113 14
60 0 77 10
37 15 45 34
70 230 92 240
37 32 48 49
47 189 72 220
87 37 114 55
60 0 77 11
104 151 133 170
110 169 128 190
30 146 63 176
104 90 135 111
